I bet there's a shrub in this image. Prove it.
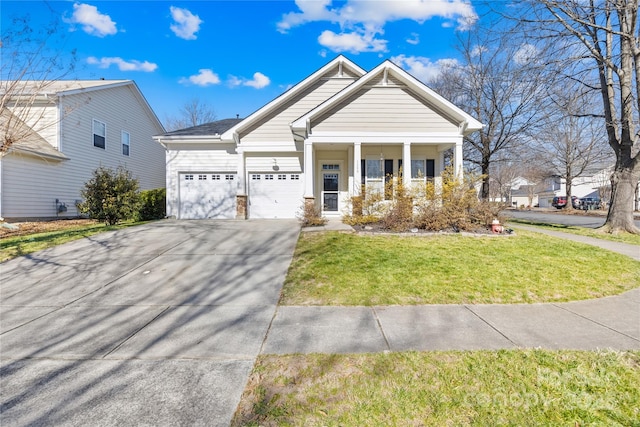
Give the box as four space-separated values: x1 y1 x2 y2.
298 200 328 227
137 188 166 221
79 166 140 225
380 179 414 232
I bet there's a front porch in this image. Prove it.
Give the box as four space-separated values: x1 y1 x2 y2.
303 140 463 216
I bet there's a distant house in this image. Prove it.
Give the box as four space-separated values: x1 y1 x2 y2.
154 56 483 220
0 80 166 220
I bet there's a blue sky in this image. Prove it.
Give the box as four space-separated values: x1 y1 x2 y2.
2 1 488 126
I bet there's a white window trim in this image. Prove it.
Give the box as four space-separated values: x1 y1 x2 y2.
93 119 106 150
121 131 130 156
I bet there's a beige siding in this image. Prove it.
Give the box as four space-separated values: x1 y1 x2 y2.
240 75 356 143
165 144 238 218
313 87 459 133
9 103 60 149
1 84 166 219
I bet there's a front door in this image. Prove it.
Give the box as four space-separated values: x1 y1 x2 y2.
322 173 339 211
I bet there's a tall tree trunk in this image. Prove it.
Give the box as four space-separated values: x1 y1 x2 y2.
603 166 640 233
481 158 490 200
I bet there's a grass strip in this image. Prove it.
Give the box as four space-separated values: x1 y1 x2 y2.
507 219 640 246
233 350 640 427
281 231 640 305
0 221 146 262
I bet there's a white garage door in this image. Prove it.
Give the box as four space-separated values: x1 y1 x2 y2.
179 173 236 219
248 173 304 219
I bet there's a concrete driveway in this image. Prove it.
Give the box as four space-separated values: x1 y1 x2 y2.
0 219 300 427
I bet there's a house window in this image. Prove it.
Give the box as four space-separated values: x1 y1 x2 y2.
322 164 340 170
121 131 130 156
252 174 261 180
184 174 194 180
411 159 435 180
366 159 383 179
93 119 106 149
225 174 234 180
291 174 300 180
198 174 207 180
212 174 221 180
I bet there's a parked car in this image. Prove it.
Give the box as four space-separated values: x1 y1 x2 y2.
578 197 601 210
552 196 579 209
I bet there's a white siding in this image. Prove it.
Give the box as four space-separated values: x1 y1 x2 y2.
245 154 302 172
241 74 356 143
8 103 60 149
1 83 166 219
165 144 238 218
1 153 73 218
313 87 459 133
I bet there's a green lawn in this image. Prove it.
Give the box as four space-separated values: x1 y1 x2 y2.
233 350 640 426
507 219 640 246
281 231 640 305
0 221 146 262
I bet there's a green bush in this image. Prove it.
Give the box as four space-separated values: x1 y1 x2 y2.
79 166 140 225
137 188 166 221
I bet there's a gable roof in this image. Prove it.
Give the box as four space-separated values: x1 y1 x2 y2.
1 80 165 134
220 55 366 142
290 59 483 137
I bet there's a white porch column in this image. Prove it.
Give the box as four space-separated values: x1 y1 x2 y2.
454 141 463 179
353 142 361 195
402 141 412 187
236 147 246 195
303 140 314 198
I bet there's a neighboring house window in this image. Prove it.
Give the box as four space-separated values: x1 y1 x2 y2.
122 131 130 156
93 119 106 149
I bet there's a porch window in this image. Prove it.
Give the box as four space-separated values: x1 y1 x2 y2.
366 159 383 179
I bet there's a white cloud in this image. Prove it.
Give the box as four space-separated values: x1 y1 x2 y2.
278 0 477 53
318 30 387 53
513 43 539 65
228 72 271 89
391 54 459 83
87 56 157 72
65 3 117 37
170 6 203 40
179 69 220 86
406 32 420 45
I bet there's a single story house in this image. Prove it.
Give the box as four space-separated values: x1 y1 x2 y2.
154 56 483 219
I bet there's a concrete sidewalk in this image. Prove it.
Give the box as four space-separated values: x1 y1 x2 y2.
262 288 640 354
508 223 640 261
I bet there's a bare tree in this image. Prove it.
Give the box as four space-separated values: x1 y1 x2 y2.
1 14 77 153
520 0 640 233
163 98 217 131
535 84 610 210
431 22 550 200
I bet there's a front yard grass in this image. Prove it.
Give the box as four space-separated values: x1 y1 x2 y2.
507 219 640 246
281 230 640 305
233 350 640 426
0 220 147 262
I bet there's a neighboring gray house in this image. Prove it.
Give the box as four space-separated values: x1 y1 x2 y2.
0 80 166 220
154 56 482 220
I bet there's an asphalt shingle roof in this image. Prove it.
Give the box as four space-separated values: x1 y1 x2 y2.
162 118 243 137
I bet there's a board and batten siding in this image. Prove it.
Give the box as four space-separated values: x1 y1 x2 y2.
0 83 166 219
240 70 357 143
165 144 238 218
313 86 459 133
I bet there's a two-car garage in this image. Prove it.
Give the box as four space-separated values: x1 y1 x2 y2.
178 171 304 219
